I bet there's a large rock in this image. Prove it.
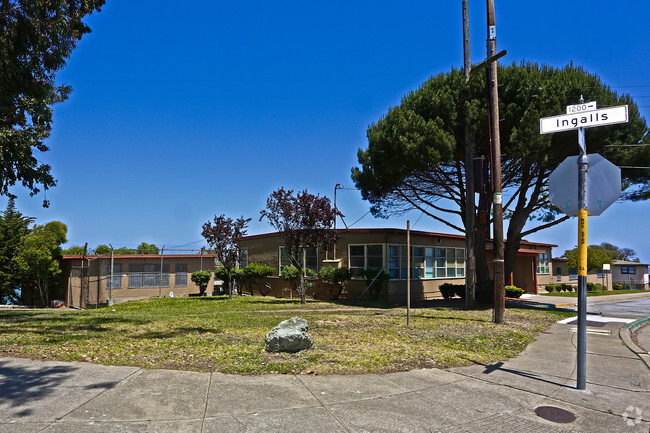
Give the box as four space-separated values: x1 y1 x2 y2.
265 317 314 353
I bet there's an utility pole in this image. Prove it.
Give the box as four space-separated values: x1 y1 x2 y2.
159 246 165 298
407 220 411 326
486 0 505 324
110 244 114 303
462 0 476 309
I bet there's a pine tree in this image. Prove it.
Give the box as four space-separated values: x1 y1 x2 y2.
0 198 33 303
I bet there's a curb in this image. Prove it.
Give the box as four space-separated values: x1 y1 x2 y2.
619 317 650 370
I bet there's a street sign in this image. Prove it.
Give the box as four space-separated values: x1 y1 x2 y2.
540 105 628 134
548 154 621 216
566 101 596 114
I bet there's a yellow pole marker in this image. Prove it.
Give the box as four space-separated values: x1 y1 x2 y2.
578 209 588 277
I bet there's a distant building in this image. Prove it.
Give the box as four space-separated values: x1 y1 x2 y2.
22 253 219 308
549 258 649 290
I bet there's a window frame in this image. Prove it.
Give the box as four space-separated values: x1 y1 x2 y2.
621 266 636 275
279 246 318 274
386 244 465 280
536 252 550 275
106 263 122 289
175 263 188 287
348 244 385 273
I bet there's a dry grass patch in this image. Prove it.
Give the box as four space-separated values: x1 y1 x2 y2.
0 297 572 374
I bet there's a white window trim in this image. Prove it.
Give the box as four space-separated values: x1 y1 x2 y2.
279 246 318 273
348 244 385 272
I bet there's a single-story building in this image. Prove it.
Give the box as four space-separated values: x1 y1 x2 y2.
239 228 557 303
23 253 220 308
549 258 649 290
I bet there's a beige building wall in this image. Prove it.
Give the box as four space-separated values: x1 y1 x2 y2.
56 255 219 308
546 259 613 291
241 229 556 301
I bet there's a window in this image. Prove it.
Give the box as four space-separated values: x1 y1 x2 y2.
596 270 605 278
279 246 318 273
175 264 188 287
569 268 578 281
388 245 400 279
621 266 636 274
386 245 465 280
556 267 562 282
239 248 248 268
128 263 170 288
348 244 384 271
412 247 424 278
537 253 550 274
107 264 122 289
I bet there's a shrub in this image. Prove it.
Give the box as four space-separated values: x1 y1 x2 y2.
356 269 390 300
561 284 573 292
613 283 624 290
545 284 555 293
454 284 466 299
319 266 353 300
190 270 212 296
586 282 603 292
505 285 525 298
439 283 457 300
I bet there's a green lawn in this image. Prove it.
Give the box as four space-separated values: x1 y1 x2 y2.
540 289 648 297
0 296 572 375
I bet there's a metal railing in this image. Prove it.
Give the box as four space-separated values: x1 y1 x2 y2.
128 272 170 288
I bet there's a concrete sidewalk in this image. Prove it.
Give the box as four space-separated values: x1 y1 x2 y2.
1 320 648 432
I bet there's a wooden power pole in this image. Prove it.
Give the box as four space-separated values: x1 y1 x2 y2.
462 0 476 309
486 0 505 324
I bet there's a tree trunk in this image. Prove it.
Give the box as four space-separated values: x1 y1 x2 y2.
504 211 528 285
475 192 492 303
38 279 49 308
299 270 306 304
227 270 233 300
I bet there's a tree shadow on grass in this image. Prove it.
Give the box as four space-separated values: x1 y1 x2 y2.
137 326 223 339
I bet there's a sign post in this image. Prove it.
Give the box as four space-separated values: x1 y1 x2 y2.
541 99 627 390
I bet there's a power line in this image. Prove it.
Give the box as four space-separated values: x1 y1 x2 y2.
348 211 371 228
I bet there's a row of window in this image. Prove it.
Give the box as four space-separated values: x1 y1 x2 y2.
349 244 466 280
620 266 637 275
106 263 188 289
277 244 467 280
554 266 640 280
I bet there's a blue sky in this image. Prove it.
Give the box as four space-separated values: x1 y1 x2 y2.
3 0 649 261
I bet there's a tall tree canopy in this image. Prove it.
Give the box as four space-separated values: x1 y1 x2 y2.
0 0 105 197
14 220 67 306
352 62 648 292
201 214 251 299
260 188 339 304
562 245 614 271
0 198 32 302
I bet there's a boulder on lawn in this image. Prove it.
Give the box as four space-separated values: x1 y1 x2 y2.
265 317 314 353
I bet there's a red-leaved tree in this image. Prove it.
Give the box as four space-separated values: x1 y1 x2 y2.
201 215 251 299
260 188 339 304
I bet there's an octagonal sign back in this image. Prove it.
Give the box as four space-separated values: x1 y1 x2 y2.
548 154 621 216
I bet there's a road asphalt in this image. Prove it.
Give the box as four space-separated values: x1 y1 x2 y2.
0 296 648 432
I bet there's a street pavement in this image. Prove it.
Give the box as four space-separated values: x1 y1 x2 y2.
520 291 650 319
0 301 649 432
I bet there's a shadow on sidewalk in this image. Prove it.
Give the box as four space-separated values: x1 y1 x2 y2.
0 360 77 416
477 361 569 388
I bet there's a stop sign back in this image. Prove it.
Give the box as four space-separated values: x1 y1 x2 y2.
548 154 621 216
